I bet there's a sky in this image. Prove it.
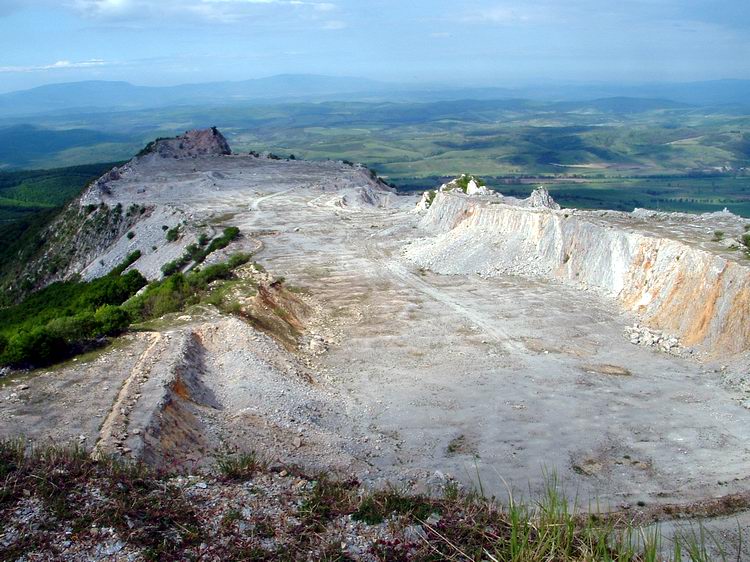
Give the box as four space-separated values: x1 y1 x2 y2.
0 0 748 93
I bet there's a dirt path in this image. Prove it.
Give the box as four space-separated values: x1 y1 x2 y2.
93 332 163 458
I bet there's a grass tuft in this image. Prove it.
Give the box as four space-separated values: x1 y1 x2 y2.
216 451 265 481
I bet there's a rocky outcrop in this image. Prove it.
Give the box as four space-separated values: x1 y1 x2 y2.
406 192 750 356
526 186 560 210
139 127 232 160
414 179 560 215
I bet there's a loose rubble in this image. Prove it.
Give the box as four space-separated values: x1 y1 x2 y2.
624 323 685 355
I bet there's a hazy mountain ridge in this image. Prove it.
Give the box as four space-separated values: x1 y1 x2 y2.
2 75 750 118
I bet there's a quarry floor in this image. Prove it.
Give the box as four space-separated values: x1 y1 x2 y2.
3 160 750 553
230 187 750 505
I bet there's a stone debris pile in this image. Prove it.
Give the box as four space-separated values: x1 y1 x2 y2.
624 323 684 355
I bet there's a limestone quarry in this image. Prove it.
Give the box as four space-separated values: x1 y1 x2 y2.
2 129 750 556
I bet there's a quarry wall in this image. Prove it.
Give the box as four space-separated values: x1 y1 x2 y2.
410 192 750 356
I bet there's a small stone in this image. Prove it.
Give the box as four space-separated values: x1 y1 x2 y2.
293 436 302 448
425 513 442 526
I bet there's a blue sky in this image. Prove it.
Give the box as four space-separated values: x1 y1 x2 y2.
0 0 748 93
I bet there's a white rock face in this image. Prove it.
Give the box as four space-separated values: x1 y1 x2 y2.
415 191 432 212
526 186 560 210
406 191 750 356
465 179 492 196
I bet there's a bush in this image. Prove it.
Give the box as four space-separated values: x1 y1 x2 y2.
3 328 68 367
45 312 97 342
125 274 193 320
161 260 181 277
126 231 135 240
165 226 180 242
163 227 242 274
110 250 142 276
94 305 131 336
203 227 240 257
187 264 231 289
0 263 146 368
227 252 251 269
126 253 251 323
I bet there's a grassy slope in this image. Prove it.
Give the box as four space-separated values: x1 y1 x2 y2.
0 441 729 561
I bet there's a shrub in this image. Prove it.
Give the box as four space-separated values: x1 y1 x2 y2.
0 264 146 368
454 174 485 192
426 190 437 207
45 312 97 342
227 252 251 269
126 231 135 240
165 226 180 242
187 263 231 289
3 328 68 367
94 305 131 336
161 260 181 277
125 274 193 320
165 227 242 273
110 250 142 276
126 252 251 323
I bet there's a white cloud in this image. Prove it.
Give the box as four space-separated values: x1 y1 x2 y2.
461 4 550 25
0 59 109 73
68 0 339 22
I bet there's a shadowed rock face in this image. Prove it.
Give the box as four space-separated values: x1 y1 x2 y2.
144 127 232 159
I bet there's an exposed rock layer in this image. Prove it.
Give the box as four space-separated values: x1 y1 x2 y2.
407 192 750 356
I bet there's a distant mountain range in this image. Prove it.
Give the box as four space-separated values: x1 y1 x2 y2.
1 75 749 117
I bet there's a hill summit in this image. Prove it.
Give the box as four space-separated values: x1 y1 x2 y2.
138 127 231 160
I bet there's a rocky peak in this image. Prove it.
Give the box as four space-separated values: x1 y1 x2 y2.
138 127 232 160
526 186 560 210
